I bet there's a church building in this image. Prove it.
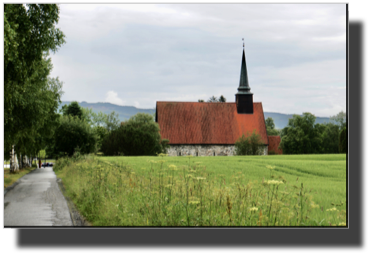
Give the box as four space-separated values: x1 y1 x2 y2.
155 46 282 156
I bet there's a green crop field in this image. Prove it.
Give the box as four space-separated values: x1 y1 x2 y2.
54 154 346 227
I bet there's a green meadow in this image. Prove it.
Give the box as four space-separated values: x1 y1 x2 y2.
54 154 346 227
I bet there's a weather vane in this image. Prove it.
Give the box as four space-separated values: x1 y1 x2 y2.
242 38 245 49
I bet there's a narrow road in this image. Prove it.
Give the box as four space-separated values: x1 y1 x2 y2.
4 167 73 227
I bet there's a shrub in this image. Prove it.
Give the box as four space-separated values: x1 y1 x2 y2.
235 130 265 155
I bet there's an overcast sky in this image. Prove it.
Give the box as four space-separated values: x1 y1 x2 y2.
49 3 346 117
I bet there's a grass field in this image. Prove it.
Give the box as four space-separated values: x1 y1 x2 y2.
54 154 346 227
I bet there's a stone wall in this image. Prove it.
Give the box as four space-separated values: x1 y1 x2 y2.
167 145 268 156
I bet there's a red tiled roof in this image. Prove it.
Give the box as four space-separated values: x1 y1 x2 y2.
156 102 268 145
268 135 283 154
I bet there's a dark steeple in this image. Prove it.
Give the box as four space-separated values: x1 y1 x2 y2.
237 49 251 92
235 40 254 114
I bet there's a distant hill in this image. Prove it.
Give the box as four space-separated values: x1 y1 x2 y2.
263 112 333 130
59 101 335 128
58 101 155 122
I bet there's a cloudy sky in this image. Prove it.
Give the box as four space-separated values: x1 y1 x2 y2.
49 3 346 117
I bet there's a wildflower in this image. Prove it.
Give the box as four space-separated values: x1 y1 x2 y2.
157 160 167 164
265 180 283 185
196 177 206 181
266 165 275 170
165 184 172 188
149 160 157 164
338 222 346 226
189 169 196 173
168 164 177 170
310 202 319 209
326 207 337 212
189 201 200 205
249 207 259 212
158 153 167 157
186 174 193 179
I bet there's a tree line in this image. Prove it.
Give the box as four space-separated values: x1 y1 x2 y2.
236 111 346 155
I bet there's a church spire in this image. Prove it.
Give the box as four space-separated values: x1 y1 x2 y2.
237 40 251 92
235 39 253 114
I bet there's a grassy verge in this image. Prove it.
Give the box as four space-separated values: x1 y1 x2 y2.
54 154 346 227
4 166 36 189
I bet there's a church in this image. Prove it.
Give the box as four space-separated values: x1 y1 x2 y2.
155 46 282 156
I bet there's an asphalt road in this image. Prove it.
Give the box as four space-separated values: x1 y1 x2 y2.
4 167 73 227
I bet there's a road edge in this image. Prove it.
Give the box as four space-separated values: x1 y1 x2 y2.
4 168 37 196
56 178 91 226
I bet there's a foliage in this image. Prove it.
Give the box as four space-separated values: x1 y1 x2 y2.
280 113 323 154
339 127 347 153
104 111 121 131
208 96 219 102
94 126 108 150
207 95 226 103
4 4 65 154
198 99 205 102
265 117 275 130
330 111 346 129
101 113 167 156
235 130 265 155
50 115 98 157
265 117 280 136
61 101 83 120
319 123 340 154
54 154 347 226
4 76 64 159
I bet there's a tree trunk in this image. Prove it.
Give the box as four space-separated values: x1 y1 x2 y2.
9 145 19 173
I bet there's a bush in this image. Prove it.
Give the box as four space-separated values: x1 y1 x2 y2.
235 130 265 155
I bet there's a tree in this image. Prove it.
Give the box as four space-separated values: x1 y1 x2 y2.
4 4 65 170
235 130 265 155
330 111 346 129
265 117 275 130
319 123 340 153
101 113 167 156
50 115 98 157
339 127 347 153
208 96 219 103
280 113 323 154
198 99 205 102
265 117 280 136
62 101 83 119
219 95 226 102
5 4 65 140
